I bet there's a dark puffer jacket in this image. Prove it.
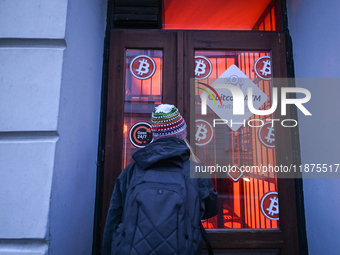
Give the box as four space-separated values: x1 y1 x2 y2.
102 137 218 255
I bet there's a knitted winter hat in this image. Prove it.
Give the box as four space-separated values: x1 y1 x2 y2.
151 104 187 141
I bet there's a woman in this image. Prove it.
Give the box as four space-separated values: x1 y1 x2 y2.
103 104 218 255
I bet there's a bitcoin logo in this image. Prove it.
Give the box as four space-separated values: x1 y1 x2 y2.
195 56 212 80
130 55 156 80
195 123 207 141
259 122 275 148
266 197 279 216
261 191 279 220
195 60 206 77
265 126 275 144
136 59 150 75
260 60 271 77
195 119 213 146
254 56 271 80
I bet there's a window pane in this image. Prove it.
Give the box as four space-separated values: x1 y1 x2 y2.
123 49 163 169
194 50 279 229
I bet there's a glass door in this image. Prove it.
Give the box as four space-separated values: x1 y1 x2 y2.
101 30 300 255
102 30 177 238
194 50 278 230
184 31 299 254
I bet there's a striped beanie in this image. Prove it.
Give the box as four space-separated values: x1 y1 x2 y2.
151 104 187 141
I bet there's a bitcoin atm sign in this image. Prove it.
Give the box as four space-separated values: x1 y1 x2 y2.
130 55 156 80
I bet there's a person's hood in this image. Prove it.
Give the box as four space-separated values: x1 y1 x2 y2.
132 137 190 170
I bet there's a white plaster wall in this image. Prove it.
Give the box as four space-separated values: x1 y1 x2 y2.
0 137 57 238
0 241 48 255
0 0 106 254
0 48 63 131
287 0 340 254
0 0 67 38
48 0 107 254
0 0 68 254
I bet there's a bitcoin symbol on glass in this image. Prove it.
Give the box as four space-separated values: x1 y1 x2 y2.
261 191 279 221
194 56 212 80
195 119 213 146
259 122 275 148
195 59 206 77
260 59 271 77
265 126 275 145
136 59 150 76
266 197 279 216
130 55 156 80
255 56 271 80
195 123 208 142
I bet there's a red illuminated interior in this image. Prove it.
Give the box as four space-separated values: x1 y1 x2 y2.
164 0 276 30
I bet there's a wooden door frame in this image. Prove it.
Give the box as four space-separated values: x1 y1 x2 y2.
99 29 300 254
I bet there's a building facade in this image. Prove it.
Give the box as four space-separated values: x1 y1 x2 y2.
0 0 339 254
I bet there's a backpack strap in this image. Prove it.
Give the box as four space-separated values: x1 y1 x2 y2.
200 222 214 255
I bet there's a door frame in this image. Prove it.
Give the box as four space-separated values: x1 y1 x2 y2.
97 29 300 254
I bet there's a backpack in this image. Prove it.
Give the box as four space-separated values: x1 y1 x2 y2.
111 160 203 255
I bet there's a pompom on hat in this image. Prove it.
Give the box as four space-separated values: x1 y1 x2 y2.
151 104 187 141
